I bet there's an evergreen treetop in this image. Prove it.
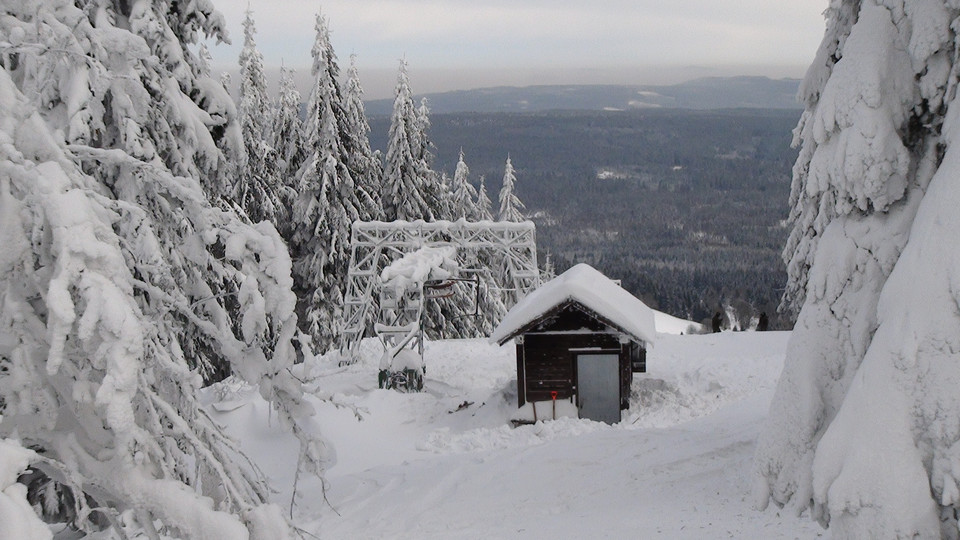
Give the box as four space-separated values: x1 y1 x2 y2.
343 54 384 221
498 156 526 222
271 66 305 202
450 149 480 220
237 8 283 224
476 175 494 221
289 12 376 350
383 60 434 221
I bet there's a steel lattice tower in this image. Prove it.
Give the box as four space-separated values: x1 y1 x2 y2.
339 219 540 363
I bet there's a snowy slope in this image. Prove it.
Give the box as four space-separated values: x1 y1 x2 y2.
654 310 702 335
205 332 818 539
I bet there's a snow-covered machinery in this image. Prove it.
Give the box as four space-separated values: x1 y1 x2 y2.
375 246 459 391
339 220 540 377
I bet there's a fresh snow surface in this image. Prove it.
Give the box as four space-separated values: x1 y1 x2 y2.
654 309 703 335
491 263 657 344
204 331 820 539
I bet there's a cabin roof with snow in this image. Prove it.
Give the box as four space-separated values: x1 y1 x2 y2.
491 263 656 345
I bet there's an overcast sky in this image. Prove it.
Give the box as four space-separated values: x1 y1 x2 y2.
207 1 829 100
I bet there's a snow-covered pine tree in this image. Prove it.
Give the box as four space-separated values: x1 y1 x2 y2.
435 171 455 220
220 71 233 93
466 171 505 333
290 12 376 352
414 97 449 220
754 1 960 537
383 60 434 221
343 54 384 221
270 66 306 235
237 8 283 225
0 2 321 537
412 98 432 164
493 157 528 307
198 42 214 73
433 150 490 336
476 175 494 221
404 96 462 335
422 167 470 339
498 156 526 222
542 251 557 281
469 259 508 337
450 149 480 220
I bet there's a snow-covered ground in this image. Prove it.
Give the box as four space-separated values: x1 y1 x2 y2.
204 331 822 539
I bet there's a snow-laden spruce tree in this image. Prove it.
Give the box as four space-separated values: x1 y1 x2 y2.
493 157 528 306
0 1 322 537
237 8 283 225
498 156 526 222
402 96 464 336
414 97 450 219
343 54 384 220
438 150 499 336
542 251 557 282
383 60 435 221
272 67 305 179
461 170 504 330
754 1 960 536
476 175 494 221
450 149 480 220
270 66 305 237
412 98 432 165
435 171 455 220
291 12 377 352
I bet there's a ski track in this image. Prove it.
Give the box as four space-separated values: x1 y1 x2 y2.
207 332 823 539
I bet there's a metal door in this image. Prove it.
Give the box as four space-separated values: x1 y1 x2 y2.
576 354 620 424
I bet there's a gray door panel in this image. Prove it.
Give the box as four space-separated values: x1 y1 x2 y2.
576 354 620 424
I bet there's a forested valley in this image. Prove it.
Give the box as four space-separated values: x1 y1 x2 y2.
370 108 800 329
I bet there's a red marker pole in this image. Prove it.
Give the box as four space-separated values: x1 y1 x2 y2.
551 391 558 419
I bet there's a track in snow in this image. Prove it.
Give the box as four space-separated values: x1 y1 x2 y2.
207 332 822 539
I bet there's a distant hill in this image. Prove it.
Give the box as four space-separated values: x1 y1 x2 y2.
364 76 801 115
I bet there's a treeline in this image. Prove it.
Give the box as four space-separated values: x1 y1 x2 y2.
233 12 533 353
370 108 800 328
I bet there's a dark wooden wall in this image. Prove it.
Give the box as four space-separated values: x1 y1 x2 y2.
619 349 631 409
628 341 646 373
520 332 622 405
512 301 648 413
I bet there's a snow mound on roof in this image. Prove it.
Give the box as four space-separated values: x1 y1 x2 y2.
491 263 656 344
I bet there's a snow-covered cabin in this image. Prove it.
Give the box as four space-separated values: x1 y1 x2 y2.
491 264 656 424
